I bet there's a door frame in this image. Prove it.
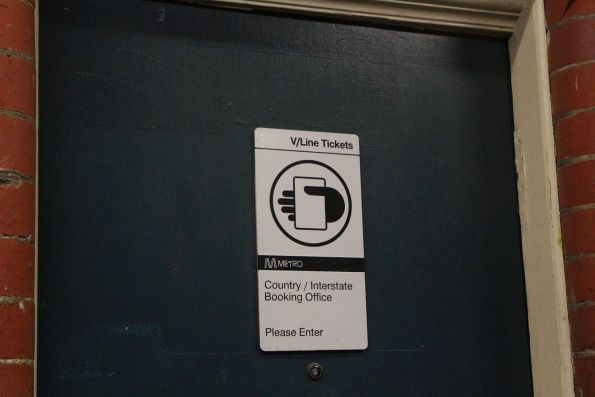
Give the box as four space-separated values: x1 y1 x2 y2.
179 0 527 35
35 0 574 395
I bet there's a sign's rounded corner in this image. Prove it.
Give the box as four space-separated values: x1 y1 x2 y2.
259 343 270 352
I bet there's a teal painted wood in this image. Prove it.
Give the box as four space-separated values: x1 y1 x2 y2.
39 1 532 395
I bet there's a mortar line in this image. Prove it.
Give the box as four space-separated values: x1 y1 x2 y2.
560 203 595 214
548 12 595 31
0 233 34 243
550 60 595 77
557 153 595 168
554 106 595 124
0 48 34 64
568 300 595 309
0 358 33 365
0 169 34 184
0 296 34 305
572 349 595 358
18 0 35 8
0 108 35 124
564 252 595 262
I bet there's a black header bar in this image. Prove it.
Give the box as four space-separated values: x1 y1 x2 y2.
257 256 365 272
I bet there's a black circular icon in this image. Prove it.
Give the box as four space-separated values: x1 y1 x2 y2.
269 160 352 247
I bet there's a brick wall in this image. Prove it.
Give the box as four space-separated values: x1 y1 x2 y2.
546 0 595 395
0 0 36 396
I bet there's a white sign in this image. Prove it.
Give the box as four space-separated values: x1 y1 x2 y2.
255 127 367 351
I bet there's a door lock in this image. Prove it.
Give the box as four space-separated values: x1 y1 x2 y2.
307 362 323 380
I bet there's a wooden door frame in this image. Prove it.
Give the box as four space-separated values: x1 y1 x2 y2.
176 0 572 395
35 0 574 395
179 0 528 35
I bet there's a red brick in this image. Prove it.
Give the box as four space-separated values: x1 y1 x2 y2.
575 355 595 397
0 301 34 358
0 239 33 297
569 305 595 351
555 110 595 160
561 208 595 257
557 160 595 209
0 55 35 118
547 0 595 27
549 17 595 72
0 115 35 177
0 182 34 237
0 364 33 397
550 63 595 119
566 257 595 304
0 0 35 58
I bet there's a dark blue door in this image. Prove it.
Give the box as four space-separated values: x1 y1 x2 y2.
39 1 532 395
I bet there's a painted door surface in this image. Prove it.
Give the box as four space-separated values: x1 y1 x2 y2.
39 1 532 395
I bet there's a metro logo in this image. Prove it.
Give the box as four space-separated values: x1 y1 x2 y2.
263 257 304 269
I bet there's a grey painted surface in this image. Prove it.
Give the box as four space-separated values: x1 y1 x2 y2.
39 1 532 395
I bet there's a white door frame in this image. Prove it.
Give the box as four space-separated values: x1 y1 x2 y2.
179 0 527 35
509 3 574 396
179 0 574 395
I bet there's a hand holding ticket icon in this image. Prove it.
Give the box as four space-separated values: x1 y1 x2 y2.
268 159 353 246
278 177 346 231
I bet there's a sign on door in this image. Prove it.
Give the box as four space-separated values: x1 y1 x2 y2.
254 127 368 351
